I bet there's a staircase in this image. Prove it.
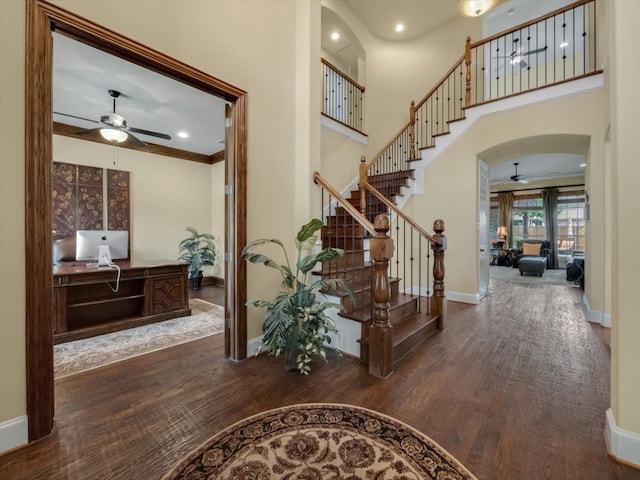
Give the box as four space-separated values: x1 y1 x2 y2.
312 0 599 377
314 170 443 376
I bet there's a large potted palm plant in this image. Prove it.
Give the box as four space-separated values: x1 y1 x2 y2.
178 227 216 290
241 218 353 374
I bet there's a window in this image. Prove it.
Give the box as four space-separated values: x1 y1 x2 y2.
512 196 545 246
557 193 586 255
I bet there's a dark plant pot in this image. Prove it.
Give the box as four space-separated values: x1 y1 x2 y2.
285 348 301 372
190 271 203 291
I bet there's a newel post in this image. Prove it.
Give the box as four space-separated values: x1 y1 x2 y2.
409 100 416 161
464 36 471 107
358 156 368 217
431 219 447 330
368 214 394 378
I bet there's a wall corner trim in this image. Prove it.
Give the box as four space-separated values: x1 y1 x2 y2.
606 409 640 468
0 415 28 453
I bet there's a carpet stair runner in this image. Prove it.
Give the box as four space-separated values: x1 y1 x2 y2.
316 170 441 369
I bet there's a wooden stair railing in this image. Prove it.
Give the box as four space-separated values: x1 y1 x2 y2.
358 158 446 324
314 171 446 378
365 0 599 180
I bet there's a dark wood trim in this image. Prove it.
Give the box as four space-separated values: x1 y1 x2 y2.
25 0 55 442
209 150 225 165
202 276 224 287
26 0 248 443
225 98 248 360
53 122 216 164
491 184 586 196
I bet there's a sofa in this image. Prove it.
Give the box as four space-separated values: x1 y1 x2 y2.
509 239 551 272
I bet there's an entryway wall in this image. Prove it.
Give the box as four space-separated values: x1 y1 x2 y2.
23 1 248 443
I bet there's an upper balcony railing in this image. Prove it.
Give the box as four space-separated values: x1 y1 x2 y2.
321 58 365 134
366 0 599 178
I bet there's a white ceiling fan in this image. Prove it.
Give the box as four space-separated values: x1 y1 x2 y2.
494 38 548 69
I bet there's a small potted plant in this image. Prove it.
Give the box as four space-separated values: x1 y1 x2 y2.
178 227 216 290
241 218 354 374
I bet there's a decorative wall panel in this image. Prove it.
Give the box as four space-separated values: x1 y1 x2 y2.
52 162 129 239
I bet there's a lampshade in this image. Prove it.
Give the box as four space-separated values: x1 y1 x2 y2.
458 0 497 17
497 226 507 237
100 128 128 143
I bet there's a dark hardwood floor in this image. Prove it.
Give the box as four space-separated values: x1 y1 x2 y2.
1 282 638 479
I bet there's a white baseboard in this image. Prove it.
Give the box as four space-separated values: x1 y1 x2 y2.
446 290 481 304
247 336 262 357
402 286 431 296
0 415 28 453
606 409 640 468
582 294 611 328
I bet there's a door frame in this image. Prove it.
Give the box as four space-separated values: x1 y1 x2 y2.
25 0 248 442
478 159 490 300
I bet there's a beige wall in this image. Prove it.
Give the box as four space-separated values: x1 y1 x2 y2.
2 0 639 459
403 89 604 297
320 126 366 191
0 0 27 425
46 0 315 342
322 0 482 165
609 0 640 436
52 136 224 277
0 0 311 428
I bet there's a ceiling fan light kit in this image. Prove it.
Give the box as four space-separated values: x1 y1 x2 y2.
100 128 128 143
458 0 497 17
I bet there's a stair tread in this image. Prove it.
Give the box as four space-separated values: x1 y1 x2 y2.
391 312 440 345
358 311 440 346
323 277 400 299
338 292 416 322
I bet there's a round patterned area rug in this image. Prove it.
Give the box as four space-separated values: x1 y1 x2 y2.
164 403 477 480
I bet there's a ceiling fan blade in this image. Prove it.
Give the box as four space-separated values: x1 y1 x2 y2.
522 46 547 56
54 112 99 124
124 133 146 148
128 126 172 140
75 127 102 137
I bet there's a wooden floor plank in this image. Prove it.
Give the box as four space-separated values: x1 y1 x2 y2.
1 281 638 479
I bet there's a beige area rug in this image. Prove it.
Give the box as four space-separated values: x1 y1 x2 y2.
164 403 477 480
54 298 224 379
490 265 579 288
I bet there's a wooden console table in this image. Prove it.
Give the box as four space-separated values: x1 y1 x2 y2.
53 261 191 344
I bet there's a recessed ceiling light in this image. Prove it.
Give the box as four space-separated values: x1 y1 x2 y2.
560 41 569 48
580 163 586 167
177 131 189 139
331 32 340 41
395 24 404 33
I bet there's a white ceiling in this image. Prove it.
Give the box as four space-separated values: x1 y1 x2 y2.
342 0 462 41
490 154 585 186
52 33 227 156
53 0 585 186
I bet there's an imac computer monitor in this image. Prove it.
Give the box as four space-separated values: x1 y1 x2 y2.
76 230 129 264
